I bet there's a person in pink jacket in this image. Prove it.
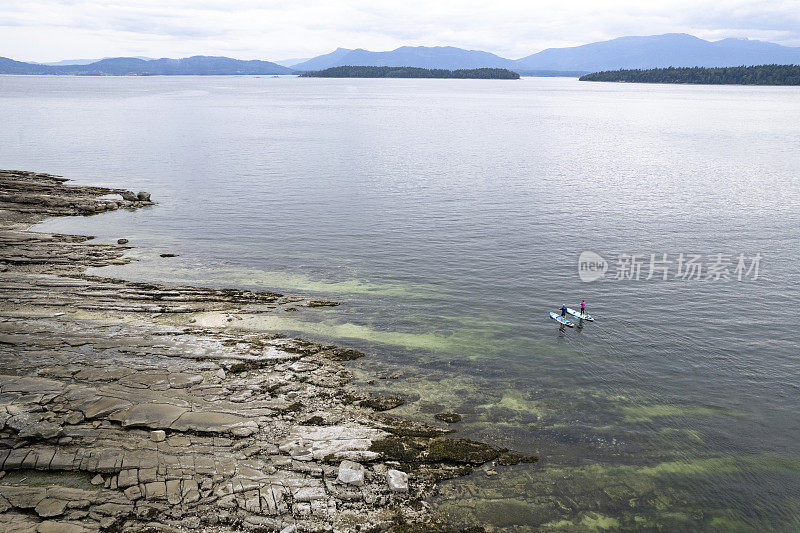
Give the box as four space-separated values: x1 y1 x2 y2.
580 300 586 316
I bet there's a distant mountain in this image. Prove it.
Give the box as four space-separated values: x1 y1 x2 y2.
515 33 800 71
0 57 54 74
274 57 312 67
0 56 292 75
289 48 355 70
291 46 516 71
41 59 104 66
39 57 155 66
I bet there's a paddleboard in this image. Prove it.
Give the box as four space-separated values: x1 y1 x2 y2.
550 312 574 327
566 307 594 321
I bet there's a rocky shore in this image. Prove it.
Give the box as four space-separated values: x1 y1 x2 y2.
0 170 535 532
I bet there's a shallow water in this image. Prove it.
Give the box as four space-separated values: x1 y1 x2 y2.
3 74 800 530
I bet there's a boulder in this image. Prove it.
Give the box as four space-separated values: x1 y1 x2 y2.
434 412 462 423
119 191 138 201
357 393 405 412
117 238 129 244
386 469 408 492
137 191 151 201
336 460 364 486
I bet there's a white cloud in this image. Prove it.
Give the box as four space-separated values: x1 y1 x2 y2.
1 0 798 62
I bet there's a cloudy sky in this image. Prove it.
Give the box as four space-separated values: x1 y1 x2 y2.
2 0 800 62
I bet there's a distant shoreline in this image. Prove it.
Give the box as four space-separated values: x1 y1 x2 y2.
301 66 520 79
580 64 800 85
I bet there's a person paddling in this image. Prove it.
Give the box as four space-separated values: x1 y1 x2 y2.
580 300 586 317
561 305 568 318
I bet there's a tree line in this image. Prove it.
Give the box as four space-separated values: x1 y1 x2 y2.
301 66 520 79
579 65 800 85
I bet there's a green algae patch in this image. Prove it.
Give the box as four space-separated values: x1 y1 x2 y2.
472 498 559 528
476 389 548 419
659 427 704 444
235 314 535 356
434 453 800 531
619 404 730 423
637 454 800 478
237 315 462 351
539 513 622 531
89 262 434 298
581 512 621 531
708 516 757 532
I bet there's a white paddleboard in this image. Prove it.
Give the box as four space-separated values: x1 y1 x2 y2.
567 308 594 321
550 312 574 327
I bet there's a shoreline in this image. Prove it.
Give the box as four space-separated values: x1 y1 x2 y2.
0 169 534 532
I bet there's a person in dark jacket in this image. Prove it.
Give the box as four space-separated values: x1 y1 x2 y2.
561 305 568 318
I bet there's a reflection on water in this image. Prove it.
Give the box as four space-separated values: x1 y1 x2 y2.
5 75 800 530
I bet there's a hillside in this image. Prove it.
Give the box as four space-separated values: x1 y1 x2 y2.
0 56 292 75
291 46 516 70
516 33 800 71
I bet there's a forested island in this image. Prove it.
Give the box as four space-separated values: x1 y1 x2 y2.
579 64 800 85
302 66 520 79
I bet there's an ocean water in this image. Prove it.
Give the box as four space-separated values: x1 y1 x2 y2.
2 74 799 530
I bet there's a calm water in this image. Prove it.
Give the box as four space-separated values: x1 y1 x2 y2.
2 75 800 530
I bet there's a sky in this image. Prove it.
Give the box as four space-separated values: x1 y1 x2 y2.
2 0 800 63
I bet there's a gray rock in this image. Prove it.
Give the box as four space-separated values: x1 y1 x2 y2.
336 460 365 486
123 486 142 501
137 191 151 202
150 430 166 442
122 403 186 429
34 498 68 517
166 479 182 505
170 410 255 435
386 469 408 492
1 486 47 508
117 238 129 244
117 469 138 488
168 373 203 389
144 481 167 500
80 396 132 419
37 521 94 533
64 411 84 425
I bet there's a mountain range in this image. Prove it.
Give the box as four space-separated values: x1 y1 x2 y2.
3 34 800 76
0 56 292 75
291 34 800 72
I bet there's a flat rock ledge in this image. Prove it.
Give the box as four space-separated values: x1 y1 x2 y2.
0 170 536 532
